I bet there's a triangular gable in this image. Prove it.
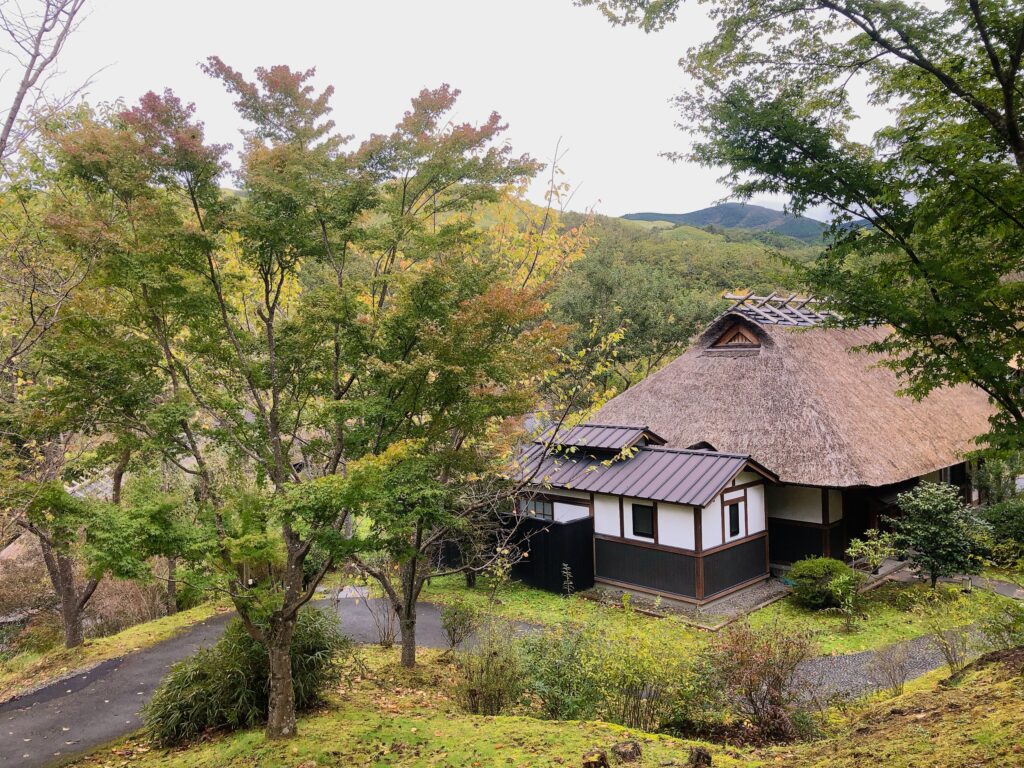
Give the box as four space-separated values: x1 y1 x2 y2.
711 323 760 348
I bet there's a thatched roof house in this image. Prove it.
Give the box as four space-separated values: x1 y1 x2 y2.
512 294 997 605
595 295 995 488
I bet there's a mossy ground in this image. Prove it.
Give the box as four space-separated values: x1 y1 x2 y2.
70 646 761 768
0 602 228 700
68 644 1024 768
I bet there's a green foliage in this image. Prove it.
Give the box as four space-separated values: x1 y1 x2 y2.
439 597 479 652
979 601 1024 652
549 214 816 390
980 498 1024 567
143 609 347 746
845 529 901 574
520 624 602 721
455 618 524 716
892 483 990 587
824 571 865 633
789 557 862 610
598 0 1024 453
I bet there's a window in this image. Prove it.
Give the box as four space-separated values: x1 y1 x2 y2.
728 502 741 538
518 498 553 521
632 503 655 538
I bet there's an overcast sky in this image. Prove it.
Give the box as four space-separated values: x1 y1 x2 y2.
14 1 799 216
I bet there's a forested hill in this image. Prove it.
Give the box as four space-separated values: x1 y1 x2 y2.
623 202 827 243
550 213 822 391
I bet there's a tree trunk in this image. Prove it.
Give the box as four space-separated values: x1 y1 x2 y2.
399 612 417 668
265 619 297 739
464 569 476 588
165 556 178 615
59 582 84 648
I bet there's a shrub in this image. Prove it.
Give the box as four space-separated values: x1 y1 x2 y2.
143 608 347 746
455 618 523 715
440 597 479 652
824 571 865 632
892 482 990 587
84 578 168 637
13 612 63 654
521 624 602 720
789 557 863 610
845 529 901 573
702 621 815 742
980 601 1024 651
865 642 912 696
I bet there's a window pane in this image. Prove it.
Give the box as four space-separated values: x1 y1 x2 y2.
632 504 654 538
728 502 741 537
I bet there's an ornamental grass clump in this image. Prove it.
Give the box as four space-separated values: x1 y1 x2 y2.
143 608 347 747
455 617 524 715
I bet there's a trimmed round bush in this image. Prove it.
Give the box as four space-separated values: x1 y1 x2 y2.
788 557 862 609
143 608 348 746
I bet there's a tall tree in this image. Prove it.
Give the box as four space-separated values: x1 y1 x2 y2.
38 62 569 736
581 0 1024 453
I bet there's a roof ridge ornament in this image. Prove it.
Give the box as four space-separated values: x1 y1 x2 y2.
722 292 837 326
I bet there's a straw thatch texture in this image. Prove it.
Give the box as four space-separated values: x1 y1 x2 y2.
594 313 996 487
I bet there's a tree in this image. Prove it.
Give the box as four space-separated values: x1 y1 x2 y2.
10 475 151 647
34 61 573 736
891 482 988 587
580 0 1024 455
0 0 88 170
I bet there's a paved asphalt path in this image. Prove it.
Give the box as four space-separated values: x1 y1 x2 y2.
0 598 450 768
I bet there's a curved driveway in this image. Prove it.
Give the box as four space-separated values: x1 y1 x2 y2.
0 599 449 768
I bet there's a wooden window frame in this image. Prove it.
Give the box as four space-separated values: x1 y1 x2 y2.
631 503 656 539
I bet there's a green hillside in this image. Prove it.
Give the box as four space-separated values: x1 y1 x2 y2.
624 203 828 243
551 213 821 391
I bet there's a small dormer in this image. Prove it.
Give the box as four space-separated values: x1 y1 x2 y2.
711 323 761 349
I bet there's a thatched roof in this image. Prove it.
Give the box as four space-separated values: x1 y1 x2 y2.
594 305 996 488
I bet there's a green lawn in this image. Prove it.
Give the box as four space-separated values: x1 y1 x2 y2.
421 575 705 649
983 566 1024 588
0 601 228 701
749 581 1014 655
424 576 1016 658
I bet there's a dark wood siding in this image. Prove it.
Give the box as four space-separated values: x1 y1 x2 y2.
512 516 595 593
702 536 768 597
595 537 696 598
767 518 825 563
828 522 846 561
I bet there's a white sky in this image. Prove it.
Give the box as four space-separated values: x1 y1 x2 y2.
11 0 832 216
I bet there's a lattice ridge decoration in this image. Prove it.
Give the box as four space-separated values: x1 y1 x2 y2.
723 292 837 327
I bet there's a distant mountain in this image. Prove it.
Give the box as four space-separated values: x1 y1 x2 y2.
623 203 828 243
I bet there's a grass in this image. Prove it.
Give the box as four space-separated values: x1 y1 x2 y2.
66 637 1024 768
420 575 705 649
749 582 1015 655
774 650 1024 767
0 601 228 701
983 566 1024 588
69 645 761 768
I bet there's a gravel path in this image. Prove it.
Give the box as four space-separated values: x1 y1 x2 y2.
796 633 946 699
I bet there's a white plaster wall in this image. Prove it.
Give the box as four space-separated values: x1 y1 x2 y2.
622 496 656 541
594 493 620 536
720 490 747 542
658 502 695 549
828 489 843 524
766 485 824 523
553 500 589 523
702 501 724 549
733 471 762 485
747 484 766 534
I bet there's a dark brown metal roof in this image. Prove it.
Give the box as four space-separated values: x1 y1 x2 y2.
534 423 666 451
519 442 775 507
